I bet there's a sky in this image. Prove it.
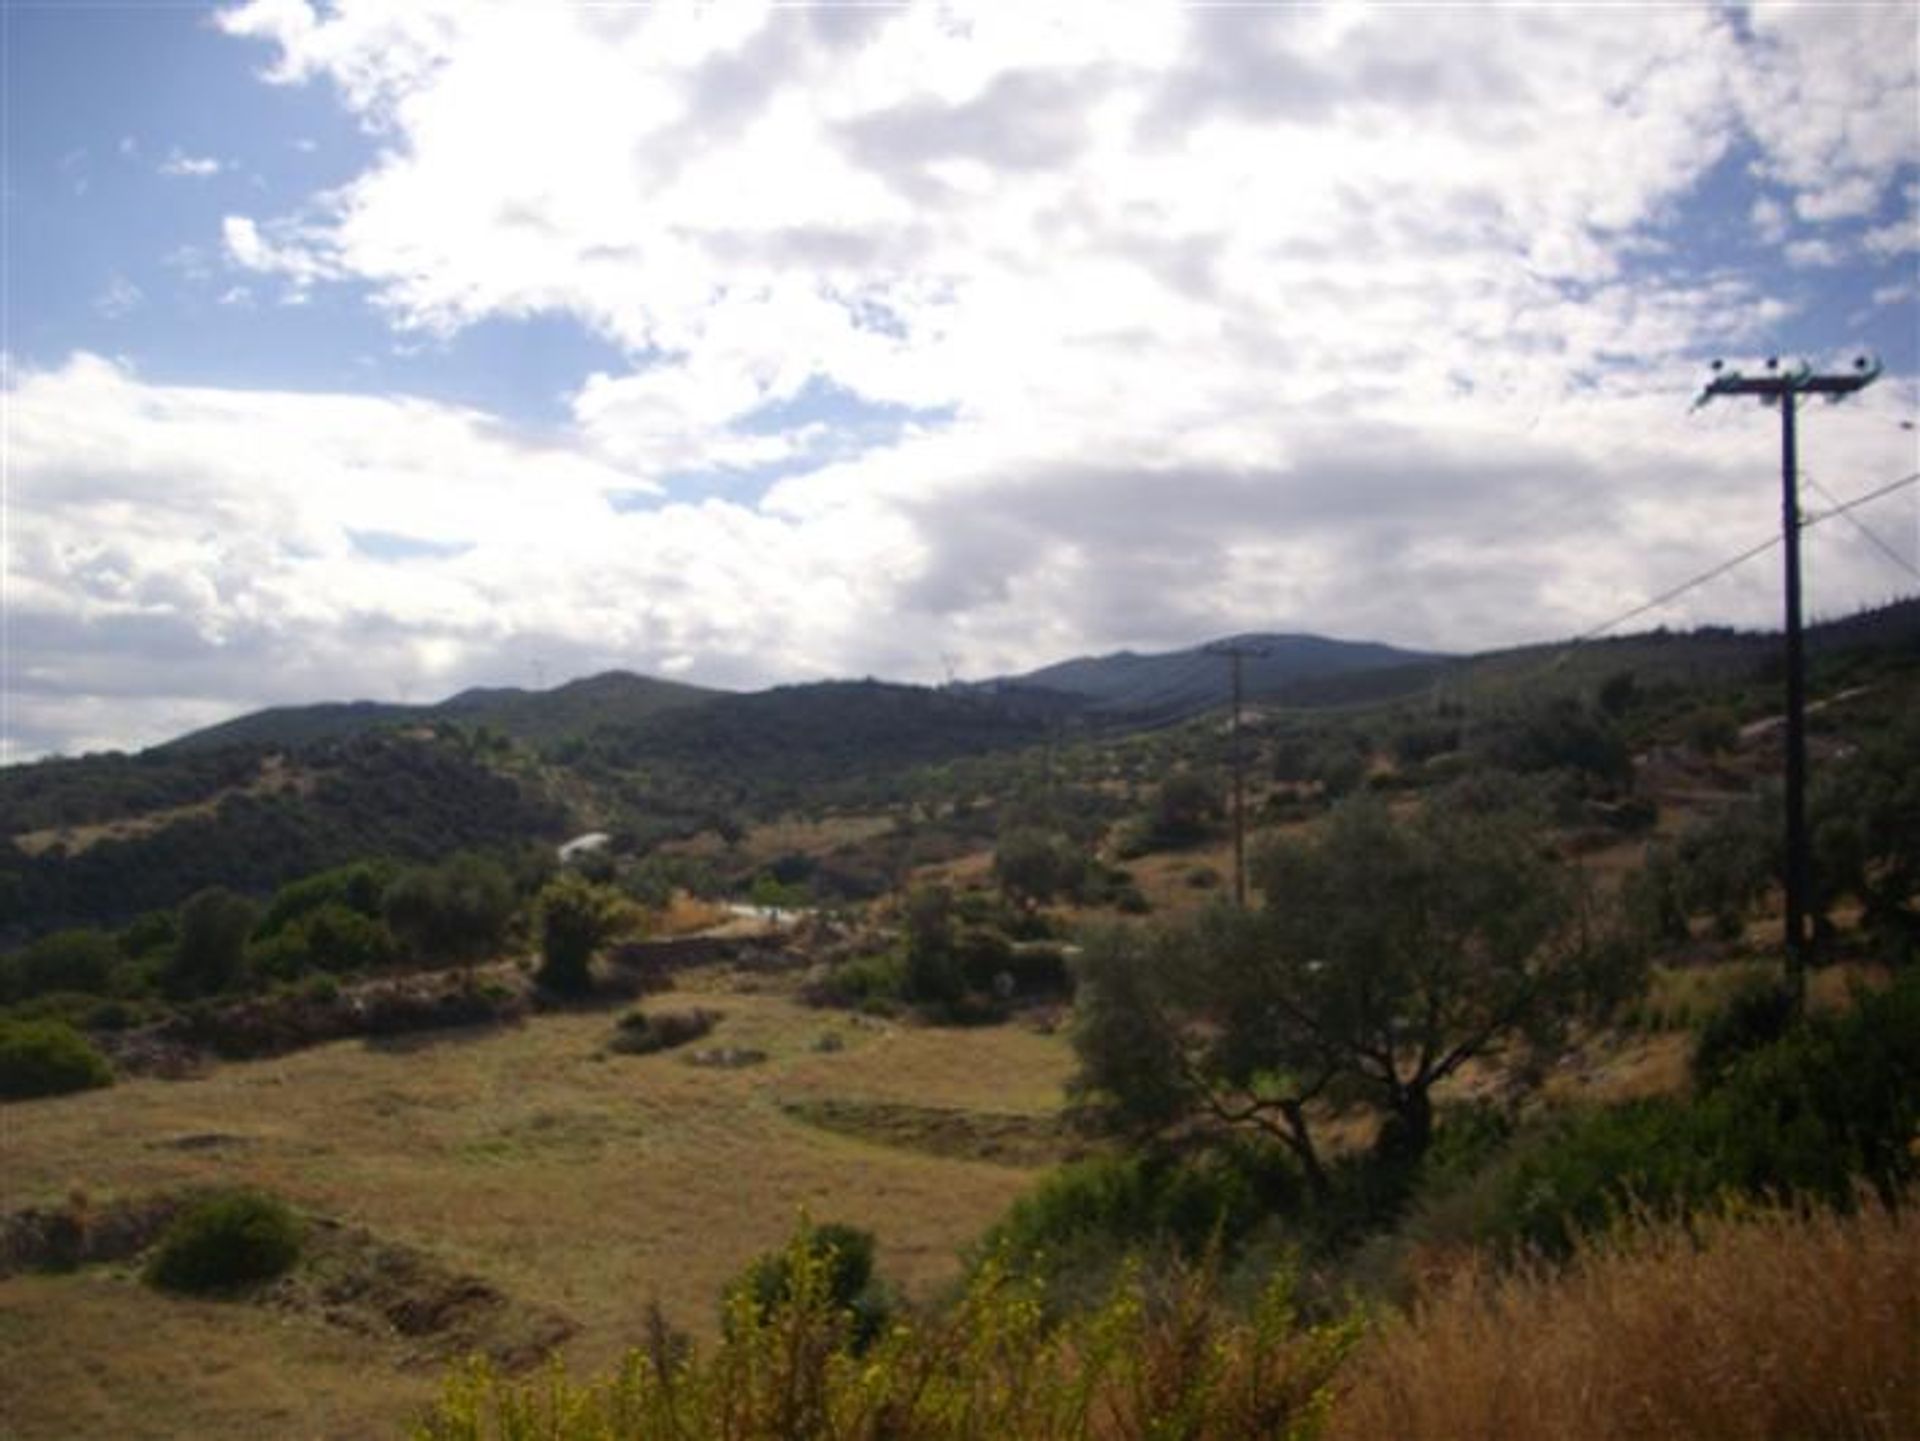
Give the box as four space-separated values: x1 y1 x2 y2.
3 1 1918 762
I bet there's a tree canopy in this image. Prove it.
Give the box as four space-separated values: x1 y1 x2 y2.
1072 795 1639 1196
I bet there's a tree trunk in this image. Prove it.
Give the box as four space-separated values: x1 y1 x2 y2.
1279 1099 1332 1201
1375 1085 1434 1172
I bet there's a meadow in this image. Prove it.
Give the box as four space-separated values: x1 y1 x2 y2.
1 969 1075 1439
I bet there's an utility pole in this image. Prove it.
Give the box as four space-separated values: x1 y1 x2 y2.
1693 355 1880 997
1204 639 1270 908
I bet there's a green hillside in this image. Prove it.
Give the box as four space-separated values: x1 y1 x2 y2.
160 671 719 755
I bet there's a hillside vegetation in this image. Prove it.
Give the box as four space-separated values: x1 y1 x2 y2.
0 601 1916 1438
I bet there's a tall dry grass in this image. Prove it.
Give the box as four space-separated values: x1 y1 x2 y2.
1327 1197 1920 1441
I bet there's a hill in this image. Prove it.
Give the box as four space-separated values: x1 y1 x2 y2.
160 671 719 754
575 679 1085 814
0 731 567 940
996 633 1445 723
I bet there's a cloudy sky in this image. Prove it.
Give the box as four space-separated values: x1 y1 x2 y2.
4 1 1917 761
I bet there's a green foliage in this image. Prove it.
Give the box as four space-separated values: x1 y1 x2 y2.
901 883 962 1007
1488 971 1920 1255
256 859 394 938
804 952 905 1011
1683 704 1740 756
1306 738 1368 799
535 874 634 994
1690 977 1797 1090
979 1148 1303 1307
383 852 518 965
1074 796 1634 1199
992 826 1086 907
0 928 119 1002
1467 696 1631 792
1145 769 1223 847
726 1221 891 1351
0 1018 113 1099
4 732 565 941
165 887 259 1000
1808 710 1920 951
1596 669 1639 718
144 1189 302 1293
747 872 810 911
249 901 397 981
416 1221 1358 1441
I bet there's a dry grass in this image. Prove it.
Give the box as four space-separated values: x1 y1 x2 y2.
0 1270 432 1440
0 972 1075 1439
660 813 897 867
1326 1198 1920 1441
10 755 311 857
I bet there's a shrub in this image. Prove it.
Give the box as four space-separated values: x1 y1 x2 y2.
256 860 393 938
610 1007 721 1056
1485 971 1920 1255
0 1019 113 1100
536 874 635 994
164 887 260 999
1690 977 1797 1091
955 924 1015 993
418 1234 1357 1441
144 1189 301 1293
979 1147 1304 1308
724 1221 892 1352
251 902 397 980
2 929 119 1002
804 953 904 1009
383 853 518 965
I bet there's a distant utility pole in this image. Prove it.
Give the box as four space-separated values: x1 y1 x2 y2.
1693 355 1880 996
1205 639 1270 908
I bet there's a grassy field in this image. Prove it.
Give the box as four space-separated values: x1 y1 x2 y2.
0 968 1076 1439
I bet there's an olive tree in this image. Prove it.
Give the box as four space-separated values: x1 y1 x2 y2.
1072 796 1637 1197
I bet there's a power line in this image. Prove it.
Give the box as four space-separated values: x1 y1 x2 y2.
1556 467 1920 655
1805 475 1920 583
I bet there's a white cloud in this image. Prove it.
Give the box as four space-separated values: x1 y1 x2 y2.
159 148 224 178
1784 237 1846 268
91 274 143 319
10 2 1918 758
1731 4 1918 225
1750 195 1790 245
221 213 340 293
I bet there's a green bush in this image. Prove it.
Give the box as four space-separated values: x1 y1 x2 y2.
1 928 119 1002
1486 971 1920 1255
1690 977 1797 1090
536 874 633 994
145 1189 302 1293
251 902 397 980
805 953 904 1009
979 1147 1304 1307
383 853 518 965
725 1221 892 1351
257 860 393 938
165 887 259 999
0 1019 113 1100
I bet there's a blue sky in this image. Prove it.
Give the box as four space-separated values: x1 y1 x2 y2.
4 2 1917 759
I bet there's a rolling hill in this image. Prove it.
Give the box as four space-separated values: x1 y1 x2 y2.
994 632 1447 723
159 671 721 754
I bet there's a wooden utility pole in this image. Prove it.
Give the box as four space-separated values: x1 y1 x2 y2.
1205 639 1270 908
1693 355 1880 997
